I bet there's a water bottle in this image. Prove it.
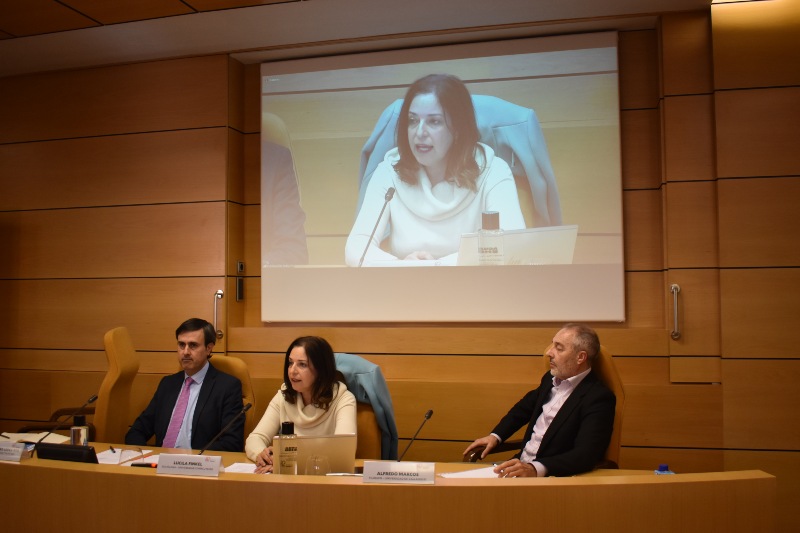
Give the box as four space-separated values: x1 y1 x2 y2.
478 211 504 266
70 414 89 446
654 463 675 475
278 421 298 475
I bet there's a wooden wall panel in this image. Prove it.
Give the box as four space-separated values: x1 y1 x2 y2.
0 129 228 211
660 11 713 96
625 271 666 329
0 203 225 279
623 383 722 448
227 129 246 205
725 450 800 533
621 108 662 190
663 95 715 182
227 326 669 357
720 269 800 358
618 30 660 109
0 278 227 351
723 360 800 450
623 190 664 271
0 369 105 420
666 269 720 356
670 356 721 384
718 177 800 268
715 87 800 178
712 0 800 90
621 447 724 473
665 181 718 268
0 55 230 143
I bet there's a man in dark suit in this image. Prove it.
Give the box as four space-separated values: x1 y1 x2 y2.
463 323 615 477
125 318 244 452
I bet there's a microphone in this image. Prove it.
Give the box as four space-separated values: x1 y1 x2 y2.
198 402 251 455
35 394 98 451
358 187 395 267
398 409 433 462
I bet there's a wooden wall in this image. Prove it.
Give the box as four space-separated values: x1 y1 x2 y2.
0 4 798 532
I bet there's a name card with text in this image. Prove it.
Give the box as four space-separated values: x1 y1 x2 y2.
0 442 26 463
157 454 222 477
362 460 435 484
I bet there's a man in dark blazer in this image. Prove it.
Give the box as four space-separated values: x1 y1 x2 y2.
464 323 615 477
125 318 244 452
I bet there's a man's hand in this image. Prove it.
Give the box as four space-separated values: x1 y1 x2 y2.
493 459 537 478
463 434 500 460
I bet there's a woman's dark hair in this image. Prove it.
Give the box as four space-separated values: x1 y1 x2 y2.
394 74 483 190
281 336 338 409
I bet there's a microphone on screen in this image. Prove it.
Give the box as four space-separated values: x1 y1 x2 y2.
358 187 395 267
34 394 98 452
398 409 433 462
198 403 252 455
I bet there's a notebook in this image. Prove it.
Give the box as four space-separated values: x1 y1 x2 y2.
457 224 579 266
272 433 357 474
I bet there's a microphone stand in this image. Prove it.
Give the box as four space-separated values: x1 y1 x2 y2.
198 403 252 455
398 409 433 462
358 187 395 267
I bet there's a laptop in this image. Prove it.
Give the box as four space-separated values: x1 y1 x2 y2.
272 433 357 474
457 224 579 266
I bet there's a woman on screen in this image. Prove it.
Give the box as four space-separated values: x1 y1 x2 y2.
246 336 356 473
344 73 526 266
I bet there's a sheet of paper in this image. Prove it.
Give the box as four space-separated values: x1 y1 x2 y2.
96 448 154 465
439 466 499 479
1 432 70 444
225 462 257 474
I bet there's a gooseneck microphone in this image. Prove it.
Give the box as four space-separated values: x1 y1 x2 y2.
35 394 98 450
358 187 395 267
198 402 252 455
398 409 433 462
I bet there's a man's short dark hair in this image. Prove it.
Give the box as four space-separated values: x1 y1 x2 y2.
176 318 216 347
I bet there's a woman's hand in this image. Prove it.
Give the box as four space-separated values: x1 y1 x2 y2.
404 251 435 260
254 446 274 474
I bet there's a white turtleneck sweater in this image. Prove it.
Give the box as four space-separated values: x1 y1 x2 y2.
245 382 357 462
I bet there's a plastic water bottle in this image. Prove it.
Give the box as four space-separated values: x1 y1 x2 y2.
478 211 504 266
654 463 675 475
278 421 298 475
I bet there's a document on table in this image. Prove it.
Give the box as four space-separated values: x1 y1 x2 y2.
439 466 499 479
96 448 154 465
1 432 70 444
225 462 258 474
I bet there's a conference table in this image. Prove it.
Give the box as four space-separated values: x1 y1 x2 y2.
2 443 775 533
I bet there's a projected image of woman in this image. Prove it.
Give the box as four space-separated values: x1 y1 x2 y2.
344 74 526 266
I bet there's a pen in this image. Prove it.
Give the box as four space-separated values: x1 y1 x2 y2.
0 433 9 439
109 446 116 453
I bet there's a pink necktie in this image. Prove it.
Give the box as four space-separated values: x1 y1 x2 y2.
163 376 193 448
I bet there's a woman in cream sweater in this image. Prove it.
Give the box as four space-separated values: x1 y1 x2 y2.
246 336 356 472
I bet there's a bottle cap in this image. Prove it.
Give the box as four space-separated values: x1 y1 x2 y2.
74 415 86 426
657 464 669 472
280 421 295 435
482 211 500 230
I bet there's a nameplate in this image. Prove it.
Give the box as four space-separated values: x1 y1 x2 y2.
0 442 26 462
362 460 435 484
156 454 221 477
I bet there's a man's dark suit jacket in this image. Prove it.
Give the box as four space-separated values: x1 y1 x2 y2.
125 362 244 452
492 369 615 477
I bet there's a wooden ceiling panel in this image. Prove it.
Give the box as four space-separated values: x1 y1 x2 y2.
62 0 195 25
184 0 293 11
0 0 97 37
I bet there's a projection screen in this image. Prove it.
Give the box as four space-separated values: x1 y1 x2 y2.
260 32 624 322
